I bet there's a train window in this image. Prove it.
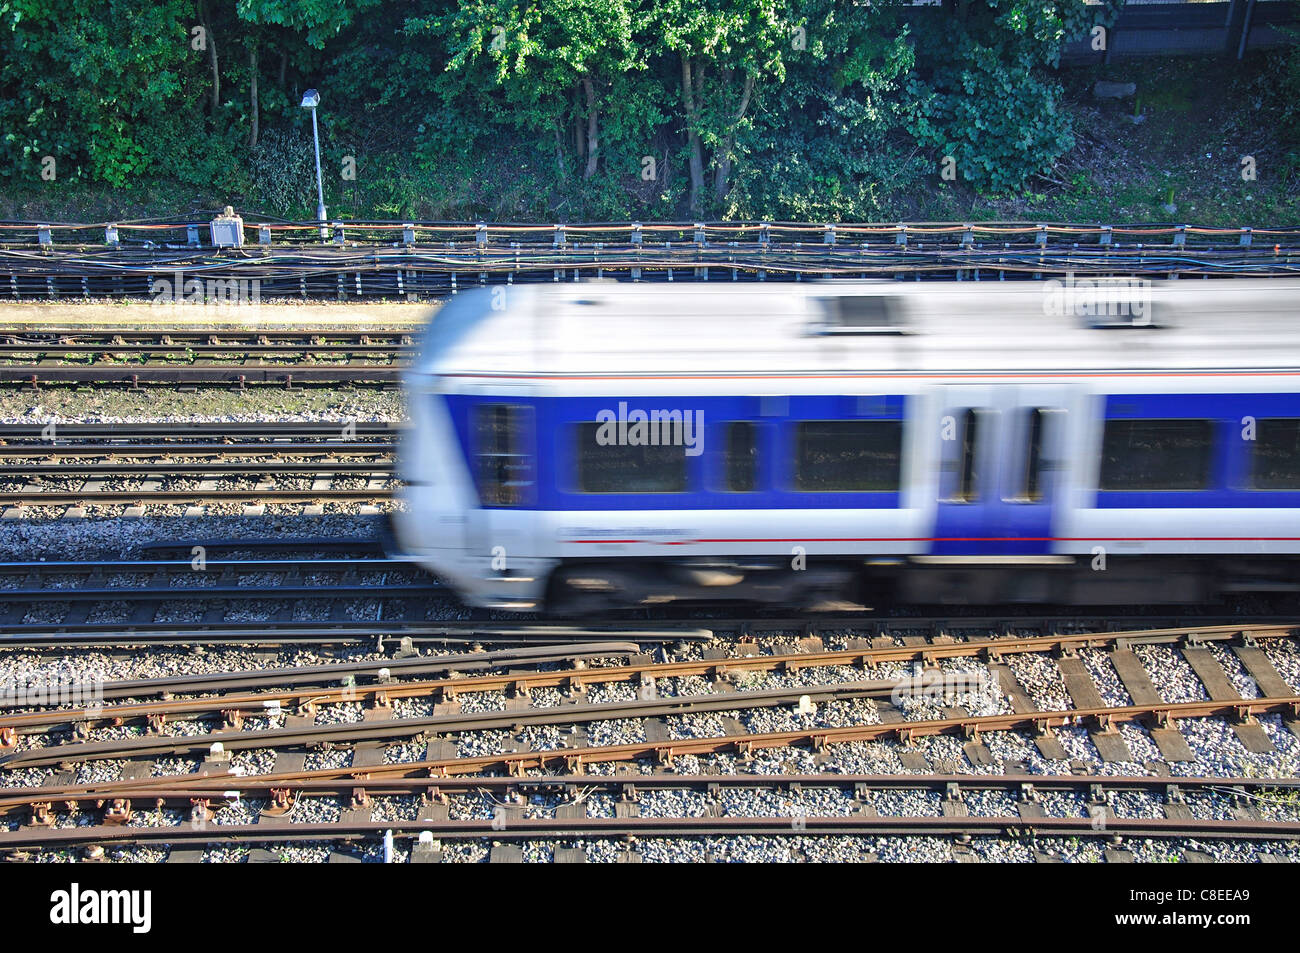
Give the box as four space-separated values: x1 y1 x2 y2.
938 409 987 504
794 420 902 492
961 408 977 501
951 405 987 501
575 423 688 493
814 296 906 335
1251 418 1300 489
1084 303 1165 329
473 404 534 505
1022 409 1046 502
1099 418 1213 491
722 422 757 492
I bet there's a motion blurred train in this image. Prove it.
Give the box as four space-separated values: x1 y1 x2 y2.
390 278 1300 612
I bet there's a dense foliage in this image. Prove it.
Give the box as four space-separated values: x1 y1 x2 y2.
0 0 1122 218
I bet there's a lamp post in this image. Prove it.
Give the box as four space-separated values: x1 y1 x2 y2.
301 88 327 240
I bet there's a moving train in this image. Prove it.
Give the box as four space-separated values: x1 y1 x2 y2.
390 278 1300 612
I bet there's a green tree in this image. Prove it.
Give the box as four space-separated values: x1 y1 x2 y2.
236 0 380 49
907 0 1123 191
0 0 196 185
650 0 796 211
232 0 381 147
415 0 643 180
727 0 918 220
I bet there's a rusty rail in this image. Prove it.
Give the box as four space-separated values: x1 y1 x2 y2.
3 815 1298 853
3 773 1298 852
3 622 1290 736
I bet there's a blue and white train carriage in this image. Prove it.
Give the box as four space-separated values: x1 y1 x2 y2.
392 278 1300 611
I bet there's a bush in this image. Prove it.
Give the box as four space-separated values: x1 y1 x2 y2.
903 1 1120 193
249 127 319 216
906 65 1075 193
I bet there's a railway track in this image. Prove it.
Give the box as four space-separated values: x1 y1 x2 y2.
0 422 398 506
1 622 1296 768
0 421 399 442
0 557 435 604
2 620 1298 860
2 518 1298 861
5 621 1295 768
4 776 1298 863
0 329 410 385
0 620 714 649
0 552 1293 645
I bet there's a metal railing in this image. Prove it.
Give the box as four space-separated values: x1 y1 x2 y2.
1 219 1297 301
3 217 1299 248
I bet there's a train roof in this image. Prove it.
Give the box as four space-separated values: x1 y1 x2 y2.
410 278 1300 379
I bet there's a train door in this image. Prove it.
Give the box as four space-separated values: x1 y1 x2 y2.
931 386 1068 555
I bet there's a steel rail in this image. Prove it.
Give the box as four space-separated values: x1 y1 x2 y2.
7 771 1295 814
2 622 1291 734
0 330 411 349
0 557 434 602
0 608 1295 648
0 442 394 458
0 671 914 742
135 536 382 556
0 422 399 438
5 773 1297 853
0 365 404 384
0 347 401 356
0 330 413 342
1 641 645 706
0 336 410 383
0 674 924 766
0 556 402 573
0 558 436 609
0 461 392 477
26 694 1281 783
0 621 712 649
0 343 405 356
0 488 396 504
3 814 1298 852
413 696 1299 777
4 679 1297 772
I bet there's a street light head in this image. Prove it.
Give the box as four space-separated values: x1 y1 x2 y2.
300 89 320 109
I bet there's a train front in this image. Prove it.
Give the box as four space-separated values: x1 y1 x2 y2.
390 288 553 610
